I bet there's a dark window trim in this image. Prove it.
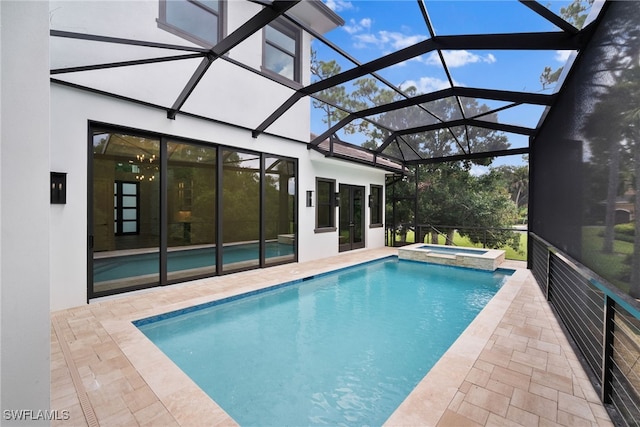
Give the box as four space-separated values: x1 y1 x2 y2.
157 0 226 48
261 17 302 84
370 184 383 227
315 177 336 232
114 180 140 235
88 121 298 300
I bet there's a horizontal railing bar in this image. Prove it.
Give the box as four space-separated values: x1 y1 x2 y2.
530 233 640 319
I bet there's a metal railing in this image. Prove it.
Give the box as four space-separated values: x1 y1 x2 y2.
385 223 527 259
530 233 640 427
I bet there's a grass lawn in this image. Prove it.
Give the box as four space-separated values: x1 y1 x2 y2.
581 226 633 292
391 229 528 261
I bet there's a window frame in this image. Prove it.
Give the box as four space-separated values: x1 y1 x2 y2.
157 0 225 48
114 180 140 236
369 184 383 228
262 17 301 84
315 177 336 232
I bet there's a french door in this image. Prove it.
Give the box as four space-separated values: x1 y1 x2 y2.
338 184 365 252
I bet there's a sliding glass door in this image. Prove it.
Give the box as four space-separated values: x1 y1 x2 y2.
91 131 160 294
89 125 297 298
166 141 217 281
264 157 296 265
221 149 261 272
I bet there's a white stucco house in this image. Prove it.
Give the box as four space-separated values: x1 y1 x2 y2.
1 0 399 418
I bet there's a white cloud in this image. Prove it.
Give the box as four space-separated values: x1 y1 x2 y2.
420 50 497 68
380 31 427 50
360 18 371 30
400 77 453 93
555 50 572 62
352 30 427 51
324 0 353 12
343 17 373 35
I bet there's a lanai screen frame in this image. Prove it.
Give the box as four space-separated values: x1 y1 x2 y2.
50 0 605 170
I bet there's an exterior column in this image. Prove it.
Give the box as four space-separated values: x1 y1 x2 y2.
0 0 51 424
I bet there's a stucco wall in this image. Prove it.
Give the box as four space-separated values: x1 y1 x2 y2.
1 0 51 421
50 85 386 311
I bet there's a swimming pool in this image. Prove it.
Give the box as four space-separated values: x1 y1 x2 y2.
135 257 512 425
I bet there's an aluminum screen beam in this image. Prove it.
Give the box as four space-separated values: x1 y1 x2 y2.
309 87 554 146
377 119 535 154
50 30 210 53
403 147 530 165
167 0 299 119
51 53 204 75
520 1 580 34
253 31 579 137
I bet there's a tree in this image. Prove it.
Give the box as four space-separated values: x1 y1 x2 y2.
539 0 594 90
494 164 529 209
579 1 640 296
310 50 350 128
416 163 520 250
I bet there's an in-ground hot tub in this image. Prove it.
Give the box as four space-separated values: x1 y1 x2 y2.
398 243 505 271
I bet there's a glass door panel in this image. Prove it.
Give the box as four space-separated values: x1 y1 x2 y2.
166 141 217 281
222 150 260 271
339 185 351 252
352 187 364 248
91 131 160 295
339 184 365 252
264 157 296 265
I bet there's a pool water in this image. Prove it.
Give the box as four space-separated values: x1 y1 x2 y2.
136 257 512 426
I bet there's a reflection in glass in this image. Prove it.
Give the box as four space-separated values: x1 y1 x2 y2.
92 132 160 294
264 157 296 265
167 141 216 281
222 150 260 271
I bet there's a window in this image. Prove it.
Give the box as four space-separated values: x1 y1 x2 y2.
114 181 140 235
158 0 224 47
316 178 336 231
263 18 300 83
91 125 298 298
370 185 383 227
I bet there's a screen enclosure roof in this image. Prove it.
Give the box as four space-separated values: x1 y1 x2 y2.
50 0 606 172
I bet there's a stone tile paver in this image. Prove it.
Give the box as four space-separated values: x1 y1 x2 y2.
50 249 614 426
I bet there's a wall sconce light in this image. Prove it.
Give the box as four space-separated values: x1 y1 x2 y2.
334 192 341 205
368 194 374 208
306 190 314 207
50 172 67 204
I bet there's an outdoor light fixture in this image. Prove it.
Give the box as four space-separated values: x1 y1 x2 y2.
50 172 67 204
368 194 374 208
306 190 313 207
334 192 341 205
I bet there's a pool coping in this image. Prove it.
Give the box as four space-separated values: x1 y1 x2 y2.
384 265 528 425
97 252 524 426
51 248 611 426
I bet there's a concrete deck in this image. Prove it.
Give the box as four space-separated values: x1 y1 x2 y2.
51 248 614 426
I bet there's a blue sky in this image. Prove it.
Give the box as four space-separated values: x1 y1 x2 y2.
309 0 586 169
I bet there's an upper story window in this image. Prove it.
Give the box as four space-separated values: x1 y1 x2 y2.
263 18 301 83
158 0 224 47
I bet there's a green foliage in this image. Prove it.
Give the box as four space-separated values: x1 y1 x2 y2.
539 0 594 89
416 164 521 251
614 222 635 236
392 229 528 261
560 0 595 29
582 226 633 292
